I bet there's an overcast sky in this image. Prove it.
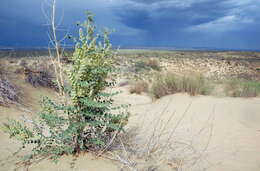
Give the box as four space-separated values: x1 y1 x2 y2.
1 0 260 49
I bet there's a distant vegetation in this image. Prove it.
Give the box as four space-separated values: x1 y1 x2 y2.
0 49 74 59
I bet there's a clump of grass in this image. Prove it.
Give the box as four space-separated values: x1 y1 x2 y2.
224 79 260 97
150 71 212 99
178 73 212 96
129 80 148 94
149 72 177 98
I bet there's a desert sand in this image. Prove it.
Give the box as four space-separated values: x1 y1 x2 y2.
0 83 260 171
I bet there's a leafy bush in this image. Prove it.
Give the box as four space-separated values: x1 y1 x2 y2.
224 79 260 97
2 13 129 162
129 80 148 94
150 71 212 99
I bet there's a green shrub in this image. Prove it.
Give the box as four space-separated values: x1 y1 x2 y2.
224 79 260 97
149 71 212 99
1 13 129 162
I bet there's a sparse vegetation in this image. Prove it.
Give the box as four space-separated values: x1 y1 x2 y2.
150 71 212 98
1 47 260 170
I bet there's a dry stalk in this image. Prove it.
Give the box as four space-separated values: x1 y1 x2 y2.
111 99 216 171
43 0 67 97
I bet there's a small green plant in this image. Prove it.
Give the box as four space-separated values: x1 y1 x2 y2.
2 12 129 163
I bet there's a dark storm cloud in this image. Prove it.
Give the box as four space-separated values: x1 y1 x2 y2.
0 0 260 49
113 0 260 48
0 0 141 48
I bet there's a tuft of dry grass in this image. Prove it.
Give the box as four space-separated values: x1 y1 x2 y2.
129 80 148 94
178 72 212 96
150 71 212 99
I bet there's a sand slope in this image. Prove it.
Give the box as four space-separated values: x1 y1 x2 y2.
115 87 260 171
0 84 260 170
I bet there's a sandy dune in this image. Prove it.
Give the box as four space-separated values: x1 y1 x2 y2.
0 85 260 170
115 87 260 171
